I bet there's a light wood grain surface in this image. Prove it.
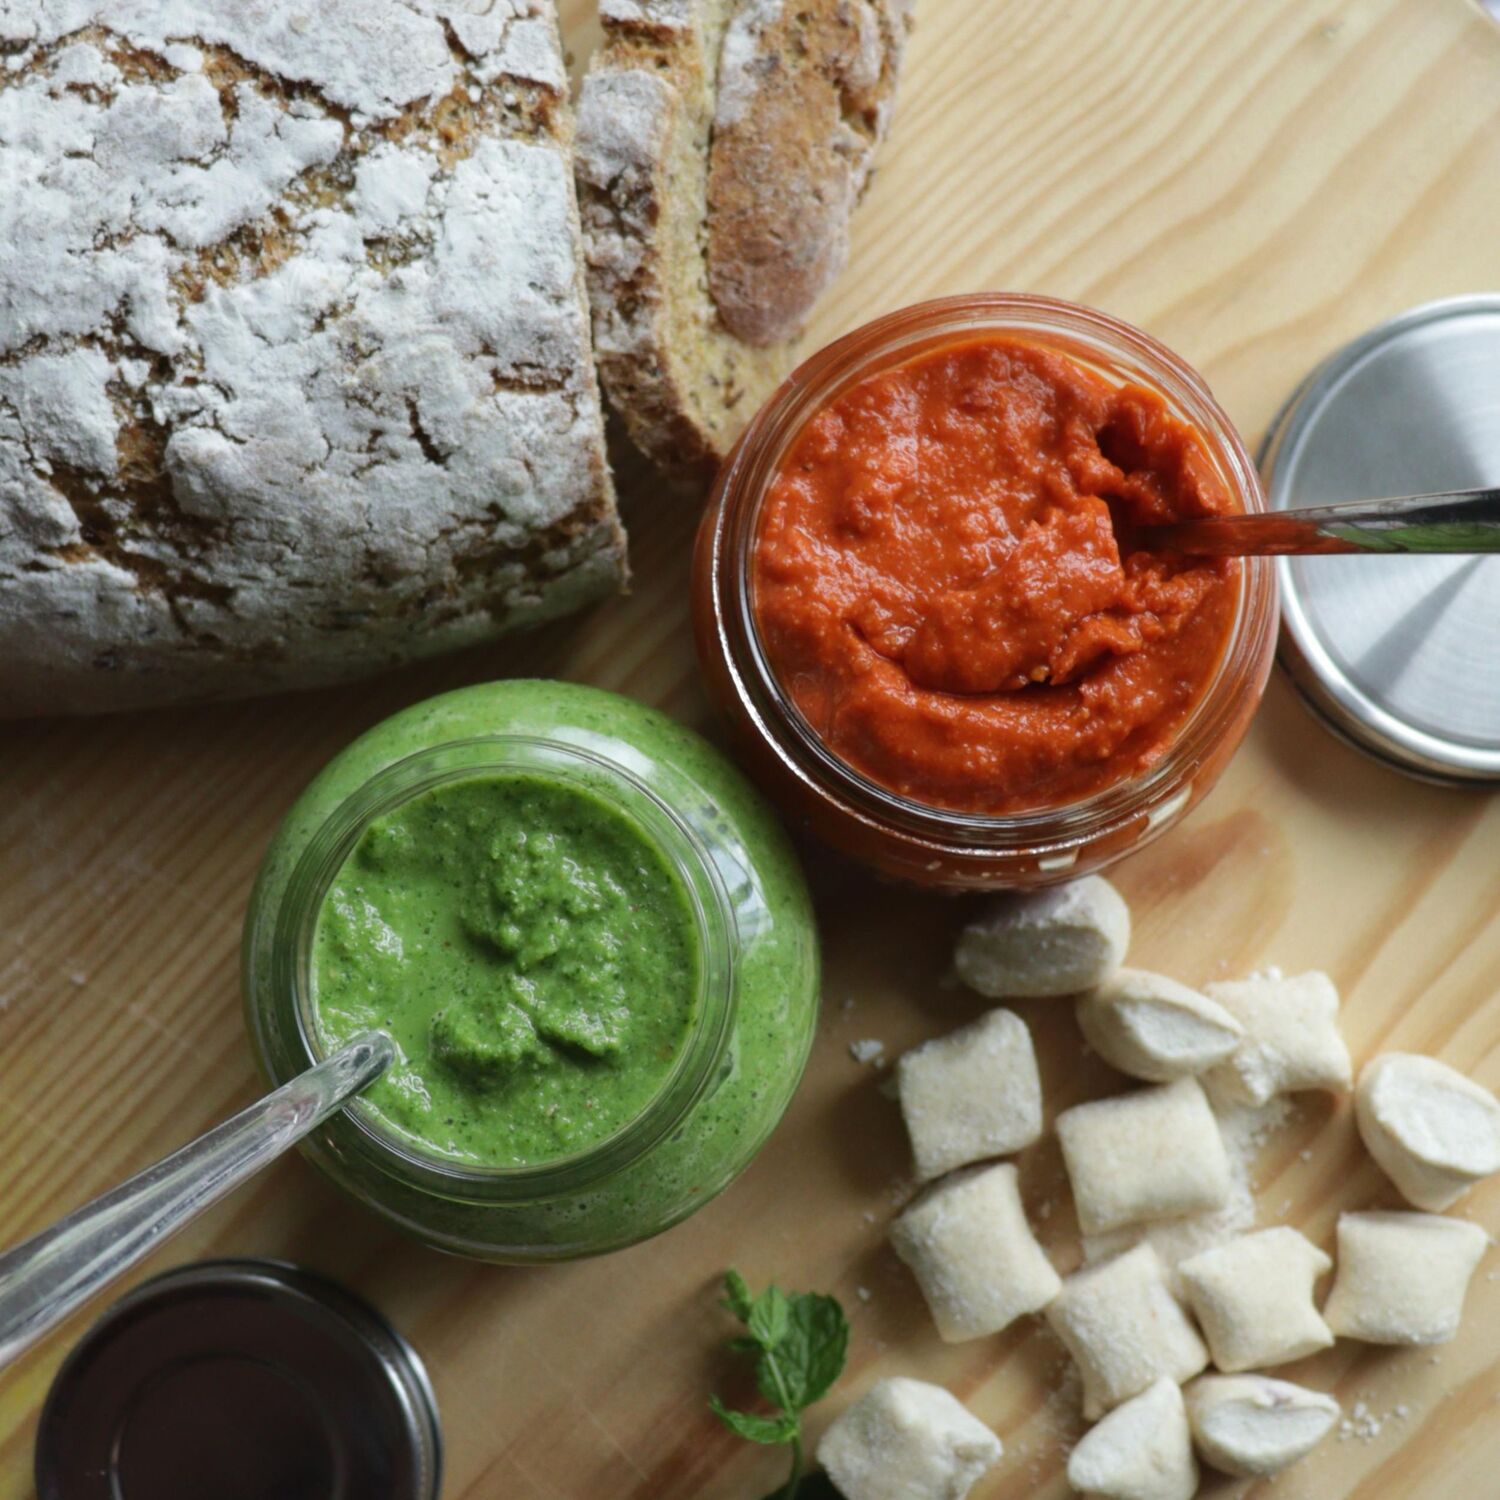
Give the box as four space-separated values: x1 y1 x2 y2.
4 1 1500 1495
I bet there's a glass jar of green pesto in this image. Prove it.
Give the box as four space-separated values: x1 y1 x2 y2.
242 681 819 1262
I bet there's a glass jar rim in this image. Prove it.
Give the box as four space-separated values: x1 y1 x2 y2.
712 291 1277 860
272 733 738 1199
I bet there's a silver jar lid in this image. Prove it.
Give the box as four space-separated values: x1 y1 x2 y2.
1261 295 1500 783
35 1259 441 1500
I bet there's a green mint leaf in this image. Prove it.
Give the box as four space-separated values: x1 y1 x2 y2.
712 1270 850 1500
747 1284 792 1352
708 1396 799 1446
722 1270 755 1323
754 1292 849 1413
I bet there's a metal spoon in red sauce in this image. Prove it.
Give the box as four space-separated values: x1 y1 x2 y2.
1132 487 1500 555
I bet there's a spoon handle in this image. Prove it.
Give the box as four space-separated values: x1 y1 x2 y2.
1140 487 1500 555
0 1031 392 1372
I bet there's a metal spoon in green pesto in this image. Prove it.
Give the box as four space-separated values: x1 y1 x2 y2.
0 1031 392 1372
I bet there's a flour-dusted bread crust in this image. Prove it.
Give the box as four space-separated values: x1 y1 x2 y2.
575 0 913 478
0 0 624 716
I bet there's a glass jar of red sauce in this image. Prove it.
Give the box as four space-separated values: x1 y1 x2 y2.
692 294 1277 889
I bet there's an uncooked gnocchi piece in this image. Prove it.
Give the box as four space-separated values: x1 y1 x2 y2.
897 1008 1043 1180
1056 1078 1231 1236
817 1376 1003 1500
1355 1052 1500 1212
1066 1378 1198 1500
1202 970 1352 1106
1077 969 1244 1083
1185 1374 1340 1478
1045 1243 1209 1419
954 876 1129 999
1178 1227 1333 1372
889 1162 1061 1343
1321 1210 1488 1345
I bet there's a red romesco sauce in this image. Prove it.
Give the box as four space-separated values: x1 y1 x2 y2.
750 336 1241 815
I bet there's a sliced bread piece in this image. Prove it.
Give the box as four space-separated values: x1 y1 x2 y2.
0 0 624 716
575 0 913 478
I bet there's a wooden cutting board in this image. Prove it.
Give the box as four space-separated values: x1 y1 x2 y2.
3 1 1499 1496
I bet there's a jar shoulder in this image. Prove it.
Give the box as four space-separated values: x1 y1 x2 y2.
249 680 811 931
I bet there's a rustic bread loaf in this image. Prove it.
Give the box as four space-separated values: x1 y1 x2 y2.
575 0 913 478
0 0 624 716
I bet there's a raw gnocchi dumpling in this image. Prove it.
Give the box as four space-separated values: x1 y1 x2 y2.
1321 1210 1488 1345
1177 1227 1334 1372
1056 1078 1231 1235
1045 1243 1209 1419
1077 969 1244 1082
1185 1374 1340 1478
817 1376 1003 1500
1202 970 1352 1106
1355 1052 1500 1212
1067 1378 1197 1500
889 1162 1061 1343
897 1008 1043 1180
955 876 1129 999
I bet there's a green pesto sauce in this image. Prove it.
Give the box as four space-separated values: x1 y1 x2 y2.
312 773 699 1167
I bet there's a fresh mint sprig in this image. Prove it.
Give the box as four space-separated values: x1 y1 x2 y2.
709 1270 850 1500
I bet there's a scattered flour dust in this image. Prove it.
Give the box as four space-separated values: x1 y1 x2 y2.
1010 1355 1085 1492
1339 1398 1413 1443
848 1038 886 1065
1036 1352 1086 1479
1080 1097 1294 1290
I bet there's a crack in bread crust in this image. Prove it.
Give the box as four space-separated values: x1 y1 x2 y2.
575 0 912 479
0 0 623 716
